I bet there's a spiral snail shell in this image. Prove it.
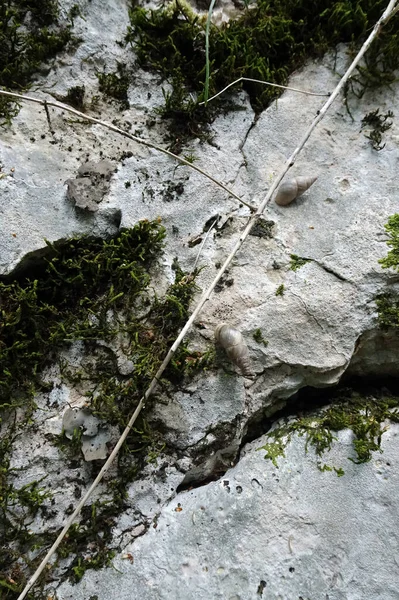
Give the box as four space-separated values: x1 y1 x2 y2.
215 323 254 378
274 175 318 206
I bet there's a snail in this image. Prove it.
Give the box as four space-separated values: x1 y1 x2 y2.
274 176 317 206
215 323 254 378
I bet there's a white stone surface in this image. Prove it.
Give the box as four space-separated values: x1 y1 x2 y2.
56 423 399 600
1 0 399 596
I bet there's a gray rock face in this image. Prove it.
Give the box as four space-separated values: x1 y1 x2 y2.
57 423 399 600
1 0 399 597
62 407 112 461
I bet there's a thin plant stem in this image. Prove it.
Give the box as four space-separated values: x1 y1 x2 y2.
0 89 256 211
15 2 398 597
204 0 217 105
199 76 331 105
192 216 219 271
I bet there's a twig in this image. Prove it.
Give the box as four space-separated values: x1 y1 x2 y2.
204 0 217 105
43 99 52 133
192 216 219 271
199 77 331 105
16 2 398 597
0 89 256 212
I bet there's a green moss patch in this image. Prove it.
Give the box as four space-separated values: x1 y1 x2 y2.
0 0 74 122
289 254 311 271
125 0 399 144
97 62 131 110
377 214 399 328
361 108 394 150
0 222 165 411
0 220 213 595
259 389 399 473
253 328 268 347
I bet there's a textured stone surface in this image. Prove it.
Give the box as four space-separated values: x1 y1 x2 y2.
66 159 117 211
1 0 399 596
56 422 399 600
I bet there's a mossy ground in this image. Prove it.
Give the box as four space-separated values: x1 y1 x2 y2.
377 214 399 328
0 220 212 597
259 386 399 474
0 1 75 123
124 0 399 148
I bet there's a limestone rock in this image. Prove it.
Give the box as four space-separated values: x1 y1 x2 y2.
62 407 111 461
56 422 399 600
62 407 100 439
1 0 399 595
81 429 111 461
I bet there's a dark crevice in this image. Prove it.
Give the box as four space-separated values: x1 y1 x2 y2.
177 374 399 493
241 375 399 449
312 259 350 283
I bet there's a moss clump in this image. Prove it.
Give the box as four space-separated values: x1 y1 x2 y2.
65 85 85 110
57 502 117 583
275 284 285 296
376 214 399 328
97 63 131 110
0 0 74 122
253 328 268 347
361 108 394 150
376 294 399 329
125 0 399 143
0 219 211 591
379 214 399 272
0 222 165 410
290 254 311 272
259 390 399 473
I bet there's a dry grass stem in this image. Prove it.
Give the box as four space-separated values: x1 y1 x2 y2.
193 216 219 270
199 76 332 105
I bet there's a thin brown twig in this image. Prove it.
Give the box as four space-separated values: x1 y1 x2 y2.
199 76 331 105
15 1 398 597
192 216 219 271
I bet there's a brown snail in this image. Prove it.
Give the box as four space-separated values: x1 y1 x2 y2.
215 323 254 378
274 176 317 206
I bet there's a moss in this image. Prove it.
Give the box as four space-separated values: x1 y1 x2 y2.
379 214 399 273
68 3 84 26
275 284 285 296
97 62 131 110
290 254 311 271
361 108 394 150
57 503 117 582
0 0 74 122
125 0 399 144
0 219 211 591
253 328 268 347
0 436 53 598
376 214 399 328
376 294 399 329
259 390 399 473
64 85 85 110
0 221 165 411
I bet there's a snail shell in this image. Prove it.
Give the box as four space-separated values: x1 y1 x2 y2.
274 176 317 206
215 323 254 378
